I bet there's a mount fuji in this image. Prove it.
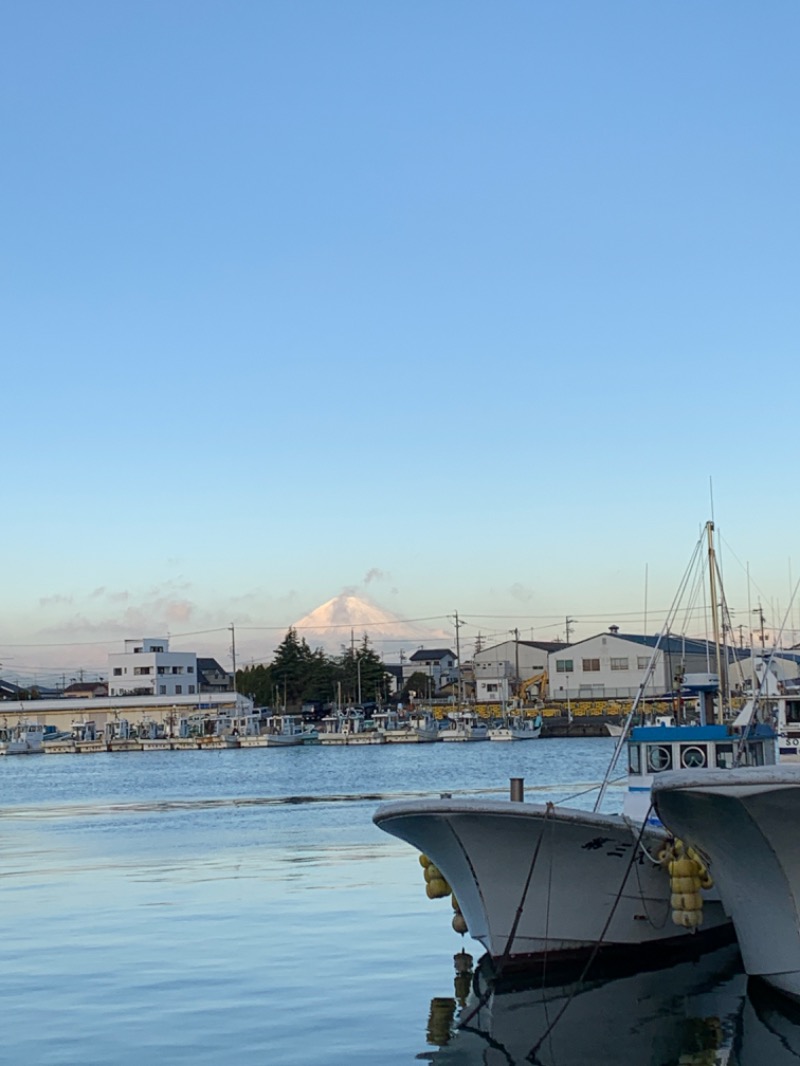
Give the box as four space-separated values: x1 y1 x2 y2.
291 594 450 657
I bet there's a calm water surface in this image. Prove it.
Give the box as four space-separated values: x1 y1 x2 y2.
0 739 794 1064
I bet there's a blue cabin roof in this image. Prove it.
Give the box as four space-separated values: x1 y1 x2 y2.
630 723 776 742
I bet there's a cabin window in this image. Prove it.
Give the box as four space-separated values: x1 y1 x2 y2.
742 742 766 767
646 744 673 772
715 743 735 769
680 745 707 768
628 744 641 775
786 701 800 724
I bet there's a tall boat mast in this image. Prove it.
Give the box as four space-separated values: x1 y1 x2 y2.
706 522 724 724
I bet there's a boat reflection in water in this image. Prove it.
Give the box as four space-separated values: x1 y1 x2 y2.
421 945 748 1065
739 980 800 1065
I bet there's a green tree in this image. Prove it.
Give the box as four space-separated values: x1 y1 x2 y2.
403 670 433 701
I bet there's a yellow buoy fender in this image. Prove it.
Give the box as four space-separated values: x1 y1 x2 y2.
669 858 697 878
452 913 468 934
672 875 702 894
672 909 703 929
426 877 451 899
671 892 703 911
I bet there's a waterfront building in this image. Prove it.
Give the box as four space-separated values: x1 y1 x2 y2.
473 639 567 703
403 649 457 693
546 627 724 701
108 638 198 698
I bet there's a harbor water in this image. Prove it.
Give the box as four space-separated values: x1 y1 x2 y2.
0 738 795 1064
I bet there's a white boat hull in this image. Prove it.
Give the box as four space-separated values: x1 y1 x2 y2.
653 765 800 1001
440 728 488 742
488 725 542 741
374 798 731 968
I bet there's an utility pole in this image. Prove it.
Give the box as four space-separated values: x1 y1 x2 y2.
565 617 575 643
229 623 238 698
753 604 767 647
513 627 520 697
454 611 463 707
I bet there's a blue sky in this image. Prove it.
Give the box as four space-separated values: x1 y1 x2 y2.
3 2 799 680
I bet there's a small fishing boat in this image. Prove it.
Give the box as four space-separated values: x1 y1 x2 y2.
261 714 316 747
373 707 440 743
2 720 47 755
487 712 543 741
440 710 488 742
317 707 384 744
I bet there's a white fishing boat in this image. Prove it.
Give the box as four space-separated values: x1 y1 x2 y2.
261 714 316 747
487 711 542 741
375 718 770 971
317 707 384 745
731 656 800 764
2 720 47 755
440 710 488 742
374 522 775 972
373 707 440 743
652 762 800 1003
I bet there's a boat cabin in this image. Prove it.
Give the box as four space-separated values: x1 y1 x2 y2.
624 722 777 824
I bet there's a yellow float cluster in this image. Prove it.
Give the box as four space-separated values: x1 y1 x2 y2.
659 839 713 930
419 852 451 899
419 854 469 934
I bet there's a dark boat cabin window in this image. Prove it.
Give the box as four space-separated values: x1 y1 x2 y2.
646 744 673 772
741 741 766 767
786 701 800 724
715 743 735 769
628 744 641 775
680 745 707 769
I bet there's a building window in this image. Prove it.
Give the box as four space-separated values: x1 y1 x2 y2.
610 658 629 671
152 645 164 652
556 659 573 673
113 668 122 676
158 667 166 675
134 667 152 676
172 666 183 674
175 685 182 695
188 685 195 694
582 659 600 672
188 666 194 674
160 686 166 695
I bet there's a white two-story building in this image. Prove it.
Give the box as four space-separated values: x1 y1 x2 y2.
404 649 457 693
108 638 198 698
